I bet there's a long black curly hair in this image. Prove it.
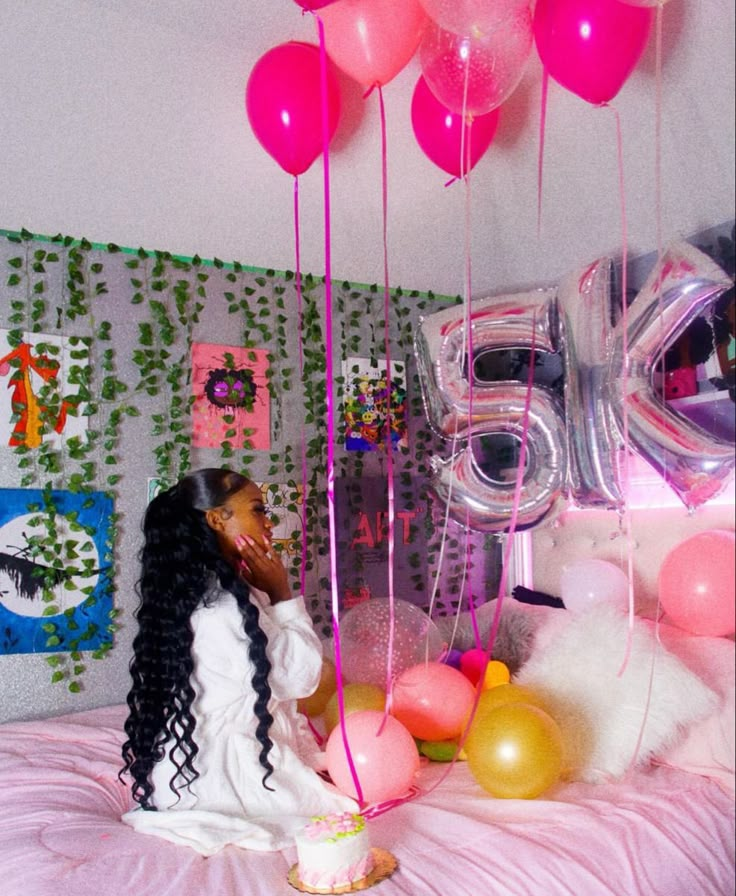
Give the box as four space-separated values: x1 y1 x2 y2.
120 468 275 809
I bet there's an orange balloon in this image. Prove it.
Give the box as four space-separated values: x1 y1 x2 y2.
297 657 338 717
465 702 563 799
323 683 387 733
482 660 511 690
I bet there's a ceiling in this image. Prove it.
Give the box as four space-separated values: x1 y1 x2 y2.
2 0 734 298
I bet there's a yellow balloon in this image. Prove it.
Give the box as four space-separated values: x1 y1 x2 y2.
467 683 547 725
297 658 338 718
323 682 386 733
465 702 564 799
482 660 510 690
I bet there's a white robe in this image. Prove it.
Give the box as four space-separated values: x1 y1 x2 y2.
122 588 356 854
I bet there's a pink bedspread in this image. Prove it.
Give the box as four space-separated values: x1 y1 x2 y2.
1 705 733 896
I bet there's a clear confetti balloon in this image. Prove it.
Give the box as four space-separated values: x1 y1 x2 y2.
338 598 445 688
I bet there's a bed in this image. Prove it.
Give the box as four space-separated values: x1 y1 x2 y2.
1 609 733 896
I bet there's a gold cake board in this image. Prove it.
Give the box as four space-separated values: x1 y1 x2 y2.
288 847 398 894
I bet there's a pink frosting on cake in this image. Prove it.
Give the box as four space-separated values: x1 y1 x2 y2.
296 812 374 891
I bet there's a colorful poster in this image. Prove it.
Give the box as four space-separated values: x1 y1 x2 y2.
0 330 87 448
191 342 270 449
0 488 114 654
342 357 408 451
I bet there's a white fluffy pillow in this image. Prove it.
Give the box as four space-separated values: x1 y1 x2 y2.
515 604 719 783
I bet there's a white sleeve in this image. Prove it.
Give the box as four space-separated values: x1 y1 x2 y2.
254 594 324 703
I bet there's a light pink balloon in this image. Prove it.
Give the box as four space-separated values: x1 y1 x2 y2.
419 0 533 38
325 710 420 803
560 559 629 614
658 530 736 637
391 661 476 740
411 74 499 178
320 0 429 89
419 10 533 117
533 0 653 106
245 42 341 176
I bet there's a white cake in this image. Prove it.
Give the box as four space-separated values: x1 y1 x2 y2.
295 811 374 892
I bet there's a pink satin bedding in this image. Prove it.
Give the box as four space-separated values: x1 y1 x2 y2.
1 704 733 896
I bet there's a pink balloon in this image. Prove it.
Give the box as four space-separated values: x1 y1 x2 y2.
411 75 499 178
391 661 476 740
658 530 736 638
320 0 429 88
459 648 487 685
245 42 341 176
325 710 420 803
294 0 341 9
533 0 653 106
419 12 533 117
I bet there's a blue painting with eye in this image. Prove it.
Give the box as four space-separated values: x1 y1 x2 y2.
0 488 114 655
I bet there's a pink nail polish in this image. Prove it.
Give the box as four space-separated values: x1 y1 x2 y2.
234 534 245 548
244 534 255 545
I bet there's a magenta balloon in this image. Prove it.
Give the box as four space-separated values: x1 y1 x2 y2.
533 0 653 106
245 42 341 176
411 75 499 178
294 0 341 9
658 530 736 638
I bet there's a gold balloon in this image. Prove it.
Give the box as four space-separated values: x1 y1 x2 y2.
465 702 564 799
467 683 547 724
323 682 386 733
297 658 338 718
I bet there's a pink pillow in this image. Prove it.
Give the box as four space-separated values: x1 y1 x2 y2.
652 623 735 793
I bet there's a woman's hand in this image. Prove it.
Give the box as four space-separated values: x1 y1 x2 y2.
234 533 291 604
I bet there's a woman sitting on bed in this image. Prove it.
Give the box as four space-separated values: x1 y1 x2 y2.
120 467 355 855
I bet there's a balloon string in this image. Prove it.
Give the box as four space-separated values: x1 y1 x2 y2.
461 55 478 651
653 1 669 505
654 3 663 266
424 420 459 658
377 83 398 732
537 68 549 239
313 11 363 805
606 102 635 678
293 175 308 598
419 317 538 799
627 4 666 772
306 715 325 748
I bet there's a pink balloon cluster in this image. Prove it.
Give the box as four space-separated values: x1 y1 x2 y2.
246 1 655 177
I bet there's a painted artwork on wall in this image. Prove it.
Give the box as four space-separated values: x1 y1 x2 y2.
342 357 408 451
191 342 270 450
0 330 87 448
0 488 114 655
335 476 427 609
